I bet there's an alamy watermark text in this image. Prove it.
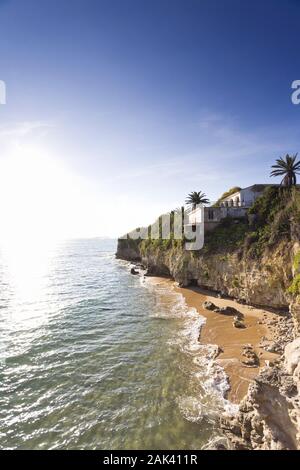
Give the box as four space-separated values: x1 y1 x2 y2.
0 80 6 105
291 80 300 104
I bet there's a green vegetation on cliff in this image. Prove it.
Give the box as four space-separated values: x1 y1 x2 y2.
293 251 300 271
186 186 300 257
202 186 300 258
118 186 300 262
201 218 248 254
245 186 300 257
214 186 241 207
288 274 300 296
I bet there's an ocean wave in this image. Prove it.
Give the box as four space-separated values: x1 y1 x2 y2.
143 276 239 423
2 241 231 449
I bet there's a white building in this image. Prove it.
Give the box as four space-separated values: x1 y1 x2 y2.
187 184 275 233
220 184 272 208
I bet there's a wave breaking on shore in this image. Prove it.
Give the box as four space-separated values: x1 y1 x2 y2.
141 275 239 424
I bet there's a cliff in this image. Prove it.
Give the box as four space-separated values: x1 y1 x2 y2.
117 186 300 309
117 235 294 309
116 187 300 449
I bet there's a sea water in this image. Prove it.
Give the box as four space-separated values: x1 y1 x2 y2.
0 238 229 449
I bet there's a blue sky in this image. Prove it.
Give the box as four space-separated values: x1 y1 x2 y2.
0 0 300 237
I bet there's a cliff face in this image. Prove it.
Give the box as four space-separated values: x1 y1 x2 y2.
117 237 295 309
221 316 300 450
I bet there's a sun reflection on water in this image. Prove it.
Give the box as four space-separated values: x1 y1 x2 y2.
0 234 58 330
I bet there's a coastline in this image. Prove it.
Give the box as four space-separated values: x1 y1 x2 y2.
144 275 283 404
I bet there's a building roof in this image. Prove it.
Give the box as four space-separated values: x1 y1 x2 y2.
244 184 278 192
244 183 300 192
221 183 300 201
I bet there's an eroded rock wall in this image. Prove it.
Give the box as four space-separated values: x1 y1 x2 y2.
221 331 300 450
117 238 293 309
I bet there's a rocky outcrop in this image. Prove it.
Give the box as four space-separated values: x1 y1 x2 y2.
115 240 141 262
202 301 243 318
221 315 300 450
117 238 293 309
233 316 245 328
241 345 259 368
290 303 300 337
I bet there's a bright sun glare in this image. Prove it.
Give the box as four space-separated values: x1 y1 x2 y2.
0 143 87 296
0 143 71 243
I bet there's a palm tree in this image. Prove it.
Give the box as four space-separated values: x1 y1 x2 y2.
185 191 209 210
270 153 300 186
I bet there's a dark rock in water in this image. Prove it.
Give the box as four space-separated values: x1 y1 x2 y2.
202 301 218 311
130 267 139 275
233 316 246 329
178 281 187 288
212 345 224 359
135 263 145 270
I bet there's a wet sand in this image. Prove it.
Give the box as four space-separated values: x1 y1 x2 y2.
147 277 281 403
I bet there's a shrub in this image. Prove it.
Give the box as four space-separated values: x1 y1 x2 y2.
293 252 300 271
214 186 241 206
203 218 248 253
245 186 300 257
288 274 300 296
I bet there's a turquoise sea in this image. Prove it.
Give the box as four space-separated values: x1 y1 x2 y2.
0 239 229 449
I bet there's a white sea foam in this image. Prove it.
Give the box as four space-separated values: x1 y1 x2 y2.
201 435 229 450
143 276 239 422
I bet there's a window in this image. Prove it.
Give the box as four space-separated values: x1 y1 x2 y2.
208 209 214 220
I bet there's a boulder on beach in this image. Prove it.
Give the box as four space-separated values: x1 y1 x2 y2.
202 301 243 320
218 306 238 315
219 306 244 320
233 316 246 329
202 301 218 311
264 342 282 354
241 344 259 368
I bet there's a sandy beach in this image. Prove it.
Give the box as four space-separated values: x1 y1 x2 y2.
146 277 283 404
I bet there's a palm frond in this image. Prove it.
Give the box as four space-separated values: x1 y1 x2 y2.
185 190 210 206
270 153 300 186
